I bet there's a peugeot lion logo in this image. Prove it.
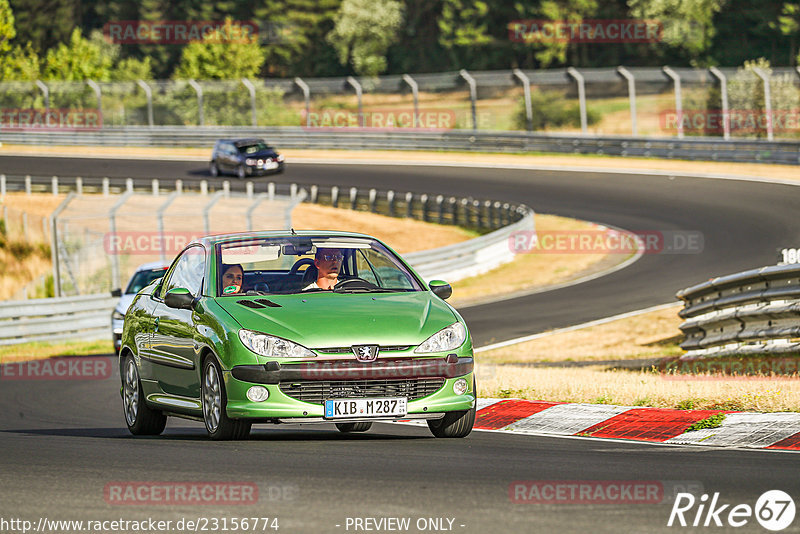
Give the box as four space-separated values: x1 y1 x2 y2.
352 345 379 362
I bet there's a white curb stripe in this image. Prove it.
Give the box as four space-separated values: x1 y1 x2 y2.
504 403 629 435
664 413 800 447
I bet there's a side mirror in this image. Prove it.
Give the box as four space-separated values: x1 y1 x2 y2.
429 280 452 300
165 287 196 310
111 288 123 298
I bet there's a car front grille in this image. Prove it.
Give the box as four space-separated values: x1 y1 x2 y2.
279 378 445 405
314 345 412 354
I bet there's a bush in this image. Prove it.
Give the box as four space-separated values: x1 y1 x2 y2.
513 89 600 131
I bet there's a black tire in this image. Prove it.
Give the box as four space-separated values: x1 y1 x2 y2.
122 353 167 436
202 355 251 441
209 161 219 177
427 378 476 438
236 165 246 179
335 422 373 433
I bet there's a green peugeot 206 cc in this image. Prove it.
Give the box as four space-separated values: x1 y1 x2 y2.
119 231 476 440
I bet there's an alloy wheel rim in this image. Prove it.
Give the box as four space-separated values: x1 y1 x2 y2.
203 363 221 432
123 359 139 426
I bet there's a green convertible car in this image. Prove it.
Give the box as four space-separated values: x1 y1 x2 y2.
119 231 476 440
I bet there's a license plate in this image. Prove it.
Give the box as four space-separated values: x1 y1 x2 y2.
324 397 407 419
264 161 279 170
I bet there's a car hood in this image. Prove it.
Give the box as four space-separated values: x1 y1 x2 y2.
115 294 136 314
216 291 459 349
243 150 278 159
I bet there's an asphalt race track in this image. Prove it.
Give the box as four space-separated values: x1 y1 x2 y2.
2 155 800 533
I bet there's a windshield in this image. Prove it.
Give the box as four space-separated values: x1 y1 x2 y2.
216 237 422 296
125 267 168 295
237 142 271 154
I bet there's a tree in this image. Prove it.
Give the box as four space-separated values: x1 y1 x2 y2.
0 0 41 81
173 19 265 79
530 0 598 67
774 2 800 65
0 0 15 55
327 0 404 76
728 58 800 137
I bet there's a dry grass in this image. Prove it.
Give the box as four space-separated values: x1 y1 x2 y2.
477 364 800 412
291 203 475 254
0 339 114 363
478 304 684 364
449 214 622 306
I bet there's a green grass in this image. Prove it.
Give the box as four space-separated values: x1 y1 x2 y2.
684 413 726 432
0 338 114 362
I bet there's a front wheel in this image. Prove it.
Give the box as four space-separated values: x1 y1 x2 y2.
122 354 166 436
209 162 219 177
202 356 251 440
428 378 476 438
336 422 372 433
236 165 246 179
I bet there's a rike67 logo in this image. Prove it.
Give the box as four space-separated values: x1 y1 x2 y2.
668 490 795 531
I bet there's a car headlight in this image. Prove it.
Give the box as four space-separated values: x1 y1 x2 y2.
245 158 256 165
414 322 466 354
238 330 316 358
112 310 125 321
276 154 284 162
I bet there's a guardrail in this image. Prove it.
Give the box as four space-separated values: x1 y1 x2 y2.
1 127 799 165
677 263 800 359
0 294 117 346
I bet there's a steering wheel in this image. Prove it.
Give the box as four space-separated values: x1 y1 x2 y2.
288 258 315 276
333 277 376 291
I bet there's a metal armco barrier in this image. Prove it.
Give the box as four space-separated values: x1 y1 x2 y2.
1 127 799 165
0 294 117 346
677 263 800 359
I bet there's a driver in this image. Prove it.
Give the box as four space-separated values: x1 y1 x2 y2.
221 263 244 295
303 248 344 290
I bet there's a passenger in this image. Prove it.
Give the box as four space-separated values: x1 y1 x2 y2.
303 248 344 290
221 263 244 295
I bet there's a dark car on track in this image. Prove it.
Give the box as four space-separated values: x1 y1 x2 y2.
209 138 285 178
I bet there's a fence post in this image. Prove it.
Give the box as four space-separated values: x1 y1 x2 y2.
75 177 82 195
752 67 774 141
22 212 28 241
331 186 339 207
290 183 298 200
449 197 457 225
175 179 182 193
157 191 180 264
246 181 254 199
203 191 225 234
502 203 510 226
405 192 413 218
402 74 419 128
436 195 444 223
86 80 103 126
0 174 5 198
294 77 311 127
201 180 208 196
387 190 395 216
222 180 230 197
420 194 429 222
459 69 478 130
152 179 159 196
107 191 133 295
567 67 588 134
188 79 204 126
483 200 491 228
346 76 364 127
493 201 501 228
368 188 377 212
616 66 637 137
102 177 109 196
512 69 533 131
350 187 358 210
136 80 154 127
709 66 730 140
25 175 31 195
662 66 684 139
126 178 134 193
246 193 268 231
50 193 77 297
268 182 275 201
2 206 7 228
310 185 318 203
241 78 258 127
51 176 58 195
35 80 49 111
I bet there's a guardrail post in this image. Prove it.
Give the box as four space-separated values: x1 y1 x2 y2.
175 179 182 193
188 79 204 126
387 190 395 216
25 175 31 195
246 181 254 199
346 76 364 127
241 78 258 127
460 198 468 226
368 188 377 212
459 69 478 130
126 178 134 193
709 66 730 140
436 195 444 223
512 69 533 131
102 177 109 196
35 80 49 111
446 197 455 225
50 192 76 297
75 177 82 195
349 187 358 210
493 201 501 228
246 193 269 231
0 174 5 198
223 180 230 197
567 67 588 134
203 191 225 234
662 67 683 139
294 77 311 127
402 74 419 128
310 185 318 203
502 203 510 226
86 80 103 127
201 180 208 195
616 66 637 136
405 192 413 218
420 194 429 221
22 212 28 240
483 200 491 228
157 191 180 264
752 67 774 141
136 80 154 127
268 182 275 201
152 179 159 196
290 183 298 200
331 186 339 207
51 176 58 195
